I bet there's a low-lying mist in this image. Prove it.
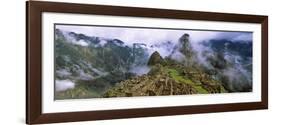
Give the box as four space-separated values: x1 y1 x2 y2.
56 25 253 93
55 80 75 92
127 32 253 92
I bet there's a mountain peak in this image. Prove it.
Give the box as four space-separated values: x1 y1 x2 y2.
179 33 191 49
178 33 195 57
180 33 190 39
147 51 164 66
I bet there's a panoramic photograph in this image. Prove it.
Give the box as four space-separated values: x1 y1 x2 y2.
54 24 253 100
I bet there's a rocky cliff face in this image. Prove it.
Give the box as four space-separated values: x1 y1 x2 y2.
55 29 149 99
55 29 252 99
179 33 192 56
147 51 164 66
104 60 227 97
103 35 228 97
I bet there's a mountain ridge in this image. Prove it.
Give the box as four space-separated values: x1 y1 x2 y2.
55 28 252 99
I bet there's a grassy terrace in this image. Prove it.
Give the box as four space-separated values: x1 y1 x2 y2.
167 68 209 94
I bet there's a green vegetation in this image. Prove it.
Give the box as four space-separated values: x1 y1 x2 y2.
167 68 209 94
55 84 101 100
103 60 227 97
193 86 209 94
54 28 252 99
168 68 193 84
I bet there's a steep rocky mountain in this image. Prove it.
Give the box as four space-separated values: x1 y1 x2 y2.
147 51 164 66
55 28 252 99
104 62 227 97
104 34 230 97
55 29 149 99
199 39 253 92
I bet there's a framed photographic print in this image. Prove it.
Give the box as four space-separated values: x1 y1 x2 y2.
26 1 268 124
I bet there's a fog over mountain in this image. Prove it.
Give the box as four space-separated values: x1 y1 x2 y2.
57 25 251 46
55 25 253 99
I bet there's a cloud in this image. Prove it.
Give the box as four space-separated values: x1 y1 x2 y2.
75 39 89 46
129 66 151 76
231 33 252 41
56 25 252 59
55 80 75 92
57 25 251 46
56 69 72 77
56 24 253 92
60 30 90 46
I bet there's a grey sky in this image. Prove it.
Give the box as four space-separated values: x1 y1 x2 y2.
56 24 252 46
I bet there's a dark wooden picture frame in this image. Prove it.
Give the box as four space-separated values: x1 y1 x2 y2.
26 1 268 124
